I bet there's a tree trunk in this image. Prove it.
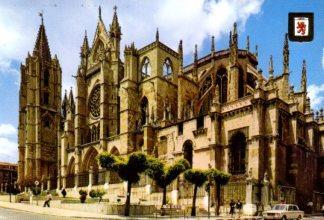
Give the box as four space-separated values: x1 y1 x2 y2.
191 184 198 216
124 181 132 216
161 187 167 216
216 182 221 216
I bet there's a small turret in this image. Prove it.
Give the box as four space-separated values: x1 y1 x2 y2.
62 90 68 118
68 88 75 114
268 55 274 79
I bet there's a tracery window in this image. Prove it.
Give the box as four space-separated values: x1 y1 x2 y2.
141 57 151 77
216 68 228 103
89 86 100 118
163 58 172 76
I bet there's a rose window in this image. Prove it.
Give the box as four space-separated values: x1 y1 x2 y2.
89 86 100 117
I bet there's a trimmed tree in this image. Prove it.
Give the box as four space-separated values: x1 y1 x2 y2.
184 169 208 216
208 168 231 215
98 152 148 216
146 157 189 214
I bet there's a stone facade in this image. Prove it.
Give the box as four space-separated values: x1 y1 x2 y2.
18 7 324 212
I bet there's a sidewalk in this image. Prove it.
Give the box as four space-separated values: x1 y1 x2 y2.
0 201 263 219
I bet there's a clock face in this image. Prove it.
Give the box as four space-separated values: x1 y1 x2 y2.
89 86 100 118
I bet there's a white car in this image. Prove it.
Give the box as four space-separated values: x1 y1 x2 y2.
263 204 304 219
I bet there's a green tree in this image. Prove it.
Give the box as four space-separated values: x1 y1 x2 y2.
146 157 189 213
184 169 208 216
98 152 148 216
208 168 231 215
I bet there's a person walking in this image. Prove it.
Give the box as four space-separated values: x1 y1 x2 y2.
229 199 236 216
43 191 52 207
236 199 243 218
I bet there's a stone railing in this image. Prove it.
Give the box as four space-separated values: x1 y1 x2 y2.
193 128 208 137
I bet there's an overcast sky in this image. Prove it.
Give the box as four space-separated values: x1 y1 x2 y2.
0 0 323 163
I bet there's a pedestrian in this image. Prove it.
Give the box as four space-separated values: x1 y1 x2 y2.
229 199 236 216
43 191 52 207
61 188 67 198
236 199 243 218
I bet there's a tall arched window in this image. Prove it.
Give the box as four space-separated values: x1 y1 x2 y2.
229 131 246 174
183 140 193 167
216 68 228 103
163 58 172 76
140 97 148 126
141 57 151 77
44 69 49 86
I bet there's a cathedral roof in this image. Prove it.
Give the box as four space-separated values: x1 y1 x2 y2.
33 18 51 61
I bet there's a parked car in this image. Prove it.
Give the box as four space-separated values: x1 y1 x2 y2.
263 204 304 219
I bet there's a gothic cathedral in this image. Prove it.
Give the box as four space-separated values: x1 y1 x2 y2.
18 7 324 211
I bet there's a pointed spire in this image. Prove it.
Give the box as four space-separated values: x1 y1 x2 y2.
283 33 289 74
301 59 307 93
155 28 159 42
62 90 68 118
211 36 215 52
68 87 75 114
229 31 232 47
99 5 102 20
33 12 51 61
194 44 198 62
81 30 89 55
178 40 183 74
269 55 274 77
246 35 250 51
255 45 258 58
231 22 238 46
109 5 121 39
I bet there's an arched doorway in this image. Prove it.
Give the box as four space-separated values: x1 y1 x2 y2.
66 157 75 188
229 131 247 174
183 140 194 167
81 147 99 186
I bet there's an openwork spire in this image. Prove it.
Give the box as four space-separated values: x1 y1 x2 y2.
283 33 289 74
301 59 307 93
109 5 121 39
269 55 274 78
33 13 51 61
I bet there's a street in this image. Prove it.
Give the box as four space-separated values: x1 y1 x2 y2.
0 207 82 220
0 206 323 220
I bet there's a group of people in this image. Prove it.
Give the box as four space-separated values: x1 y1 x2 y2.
229 199 243 216
42 188 67 207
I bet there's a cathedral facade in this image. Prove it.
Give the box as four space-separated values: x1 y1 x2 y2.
18 7 324 211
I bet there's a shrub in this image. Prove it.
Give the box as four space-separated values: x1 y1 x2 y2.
89 190 96 198
79 189 87 196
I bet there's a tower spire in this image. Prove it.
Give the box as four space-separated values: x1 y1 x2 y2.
283 33 289 74
301 59 307 93
269 55 274 78
109 5 121 39
211 36 215 52
68 87 75 114
62 90 68 118
81 30 89 55
33 12 51 61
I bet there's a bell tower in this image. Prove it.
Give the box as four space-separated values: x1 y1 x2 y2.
18 15 62 188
